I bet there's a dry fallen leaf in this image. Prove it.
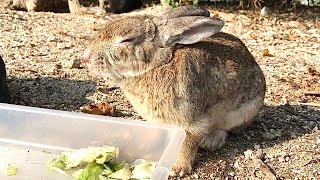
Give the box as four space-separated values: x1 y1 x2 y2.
262 48 274 57
249 32 258 40
82 102 116 116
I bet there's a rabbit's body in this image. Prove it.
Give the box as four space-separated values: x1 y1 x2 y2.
119 33 265 173
83 6 266 177
120 32 265 133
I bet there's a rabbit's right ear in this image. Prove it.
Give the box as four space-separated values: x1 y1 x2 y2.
156 16 224 47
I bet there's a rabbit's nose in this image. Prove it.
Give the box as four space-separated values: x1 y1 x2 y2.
81 49 93 64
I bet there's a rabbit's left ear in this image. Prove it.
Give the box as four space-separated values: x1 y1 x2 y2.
157 16 224 47
163 5 211 18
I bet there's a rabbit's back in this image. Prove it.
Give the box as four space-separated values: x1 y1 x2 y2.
178 32 266 103
120 32 265 130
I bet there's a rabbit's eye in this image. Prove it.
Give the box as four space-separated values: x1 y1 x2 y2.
120 37 136 44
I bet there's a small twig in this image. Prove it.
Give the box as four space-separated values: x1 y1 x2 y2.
258 62 287 65
12 69 38 73
302 156 320 167
280 104 304 117
304 91 320 96
300 50 317 56
279 104 316 122
298 102 320 108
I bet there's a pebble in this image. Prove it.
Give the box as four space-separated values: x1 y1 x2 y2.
256 149 265 160
254 144 261 150
57 42 65 49
192 174 199 179
303 125 310 130
70 59 82 69
278 151 290 162
266 153 274 159
233 161 239 169
255 116 267 123
291 133 298 139
285 156 290 162
316 139 320 145
244 149 253 159
260 6 271 17
270 129 282 137
278 155 285 162
262 131 276 140
229 172 235 176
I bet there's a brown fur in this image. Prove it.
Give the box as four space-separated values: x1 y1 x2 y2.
83 6 266 177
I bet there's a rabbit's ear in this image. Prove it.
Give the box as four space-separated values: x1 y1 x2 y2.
163 5 211 18
158 17 224 47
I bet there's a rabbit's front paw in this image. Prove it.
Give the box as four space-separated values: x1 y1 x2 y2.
170 133 200 177
170 158 193 177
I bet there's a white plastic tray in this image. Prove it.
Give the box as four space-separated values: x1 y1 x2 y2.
0 103 186 180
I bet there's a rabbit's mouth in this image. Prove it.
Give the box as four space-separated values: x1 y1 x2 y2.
81 48 94 64
80 56 91 64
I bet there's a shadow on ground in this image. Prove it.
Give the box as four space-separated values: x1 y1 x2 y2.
6 76 97 111
5 76 320 178
189 104 320 178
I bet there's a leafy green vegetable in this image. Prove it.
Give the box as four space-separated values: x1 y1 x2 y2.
47 145 157 180
77 163 105 180
46 154 69 175
7 164 17 176
100 164 113 176
131 159 157 179
72 169 84 179
105 161 125 172
108 163 132 180
65 146 119 169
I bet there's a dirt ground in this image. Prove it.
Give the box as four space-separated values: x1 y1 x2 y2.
0 4 319 180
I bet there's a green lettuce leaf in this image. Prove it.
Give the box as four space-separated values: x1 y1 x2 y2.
108 163 132 180
7 164 17 176
77 162 105 180
72 169 84 179
131 159 157 179
46 146 157 180
65 146 119 169
46 154 69 176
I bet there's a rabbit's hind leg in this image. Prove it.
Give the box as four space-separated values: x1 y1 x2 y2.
199 96 263 151
199 129 228 150
224 96 263 132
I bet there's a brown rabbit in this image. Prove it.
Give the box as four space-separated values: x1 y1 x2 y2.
82 6 266 177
